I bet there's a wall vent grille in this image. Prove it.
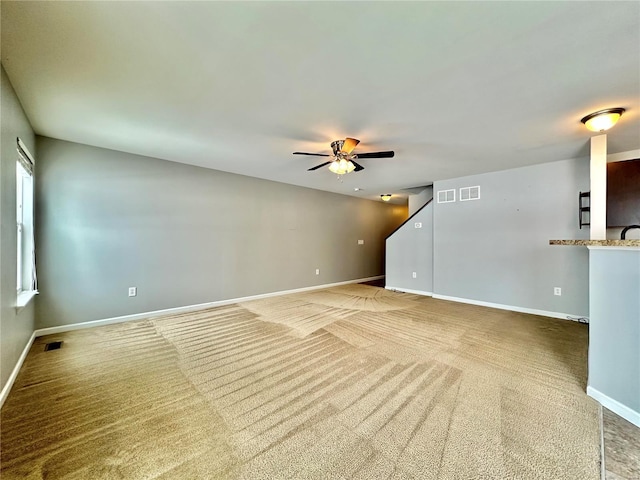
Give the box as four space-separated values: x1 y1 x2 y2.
437 189 455 203
460 186 480 201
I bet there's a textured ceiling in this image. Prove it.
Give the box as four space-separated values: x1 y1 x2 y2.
2 1 639 203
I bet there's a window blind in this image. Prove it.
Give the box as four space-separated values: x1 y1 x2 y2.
17 137 34 175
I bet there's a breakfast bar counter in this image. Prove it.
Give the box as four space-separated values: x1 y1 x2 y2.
550 239 639 427
549 239 640 247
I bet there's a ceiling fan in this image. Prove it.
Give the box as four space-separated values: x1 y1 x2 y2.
293 138 394 174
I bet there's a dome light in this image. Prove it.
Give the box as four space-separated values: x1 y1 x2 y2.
581 108 625 132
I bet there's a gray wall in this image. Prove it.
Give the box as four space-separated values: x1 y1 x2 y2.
407 186 433 217
35 137 406 328
588 248 640 417
1 65 36 391
386 201 434 293
433 158 590 316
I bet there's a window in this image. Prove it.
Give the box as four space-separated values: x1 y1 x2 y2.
16 138 37 308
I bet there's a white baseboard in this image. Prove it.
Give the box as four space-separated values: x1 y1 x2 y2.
35 276 385 337
587 386 640 428
431 293 588 323
385 286 433 297
0 332 35 409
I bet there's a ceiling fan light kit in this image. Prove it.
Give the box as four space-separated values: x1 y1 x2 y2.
581 108 625 132
294 137 394 175
380 194 392 202
328 158 356 175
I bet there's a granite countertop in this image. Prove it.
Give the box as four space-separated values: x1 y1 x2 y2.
549 239 640 247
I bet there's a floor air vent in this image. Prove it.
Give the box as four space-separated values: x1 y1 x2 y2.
44 341 63 351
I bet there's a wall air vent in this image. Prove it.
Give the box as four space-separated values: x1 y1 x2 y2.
460 186 480 201
44 341 63 351
437 189 455 203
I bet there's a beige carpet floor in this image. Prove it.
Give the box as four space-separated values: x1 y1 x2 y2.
1 285 600 479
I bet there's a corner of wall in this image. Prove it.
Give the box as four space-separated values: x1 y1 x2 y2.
1 64 37 398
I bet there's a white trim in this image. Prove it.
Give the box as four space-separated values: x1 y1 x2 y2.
588 246 640 252
0 332 35 409
607 148 640 163
16 290 38 311
385 286 433 296
587 386 640 428
431 294 588 322
35 276 385 337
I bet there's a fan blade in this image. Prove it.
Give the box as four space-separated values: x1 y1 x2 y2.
307 161 332 171
342 137 360 154
293 152 331 157
351 160 365 172
354 151 395 159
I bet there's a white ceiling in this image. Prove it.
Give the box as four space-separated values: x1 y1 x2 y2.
2 1 639 203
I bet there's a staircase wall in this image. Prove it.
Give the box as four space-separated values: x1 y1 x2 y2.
385 201 433 294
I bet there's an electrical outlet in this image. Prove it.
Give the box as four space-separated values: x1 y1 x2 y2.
315 269 320 275
554 287 561 296
412 272 417 279
358 239 364 245
128 287 137 297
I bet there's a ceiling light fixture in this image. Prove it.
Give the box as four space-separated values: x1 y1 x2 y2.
380 194 392 202
580 108 625 132
328 158 356 175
